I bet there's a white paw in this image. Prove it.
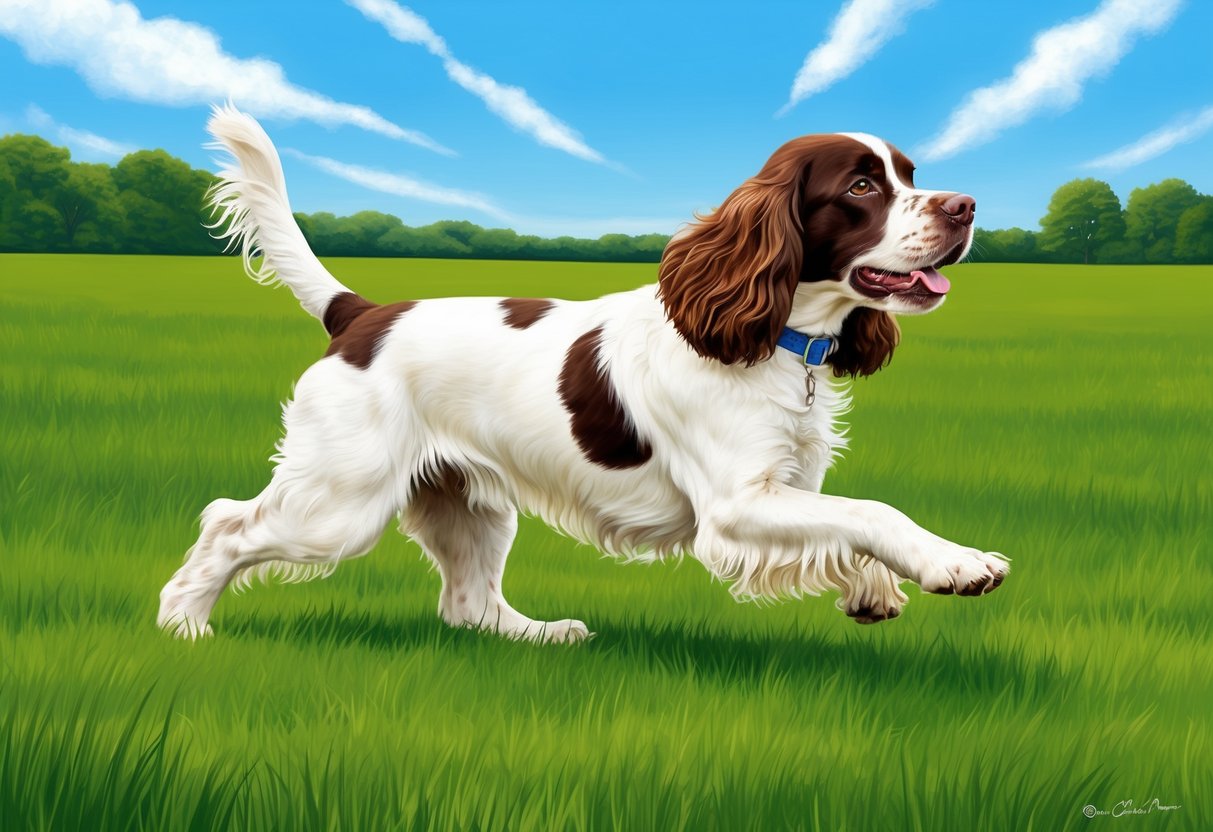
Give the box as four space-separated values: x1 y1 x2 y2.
450 608 595 644
157 611 215 640
532 618 593 644
921 550 1009 596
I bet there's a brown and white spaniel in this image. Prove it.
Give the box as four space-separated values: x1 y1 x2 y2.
158 104 1007 642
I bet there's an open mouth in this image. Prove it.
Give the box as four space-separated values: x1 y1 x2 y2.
851 265 952 302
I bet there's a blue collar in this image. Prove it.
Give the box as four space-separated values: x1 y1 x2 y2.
776 327 834 366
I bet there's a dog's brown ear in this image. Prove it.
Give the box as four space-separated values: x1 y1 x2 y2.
827 308 900 378
658 162 806 366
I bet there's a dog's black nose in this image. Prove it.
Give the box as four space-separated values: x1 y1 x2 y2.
940 193 976 226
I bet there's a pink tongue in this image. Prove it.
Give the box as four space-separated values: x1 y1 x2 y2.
910 267 951 294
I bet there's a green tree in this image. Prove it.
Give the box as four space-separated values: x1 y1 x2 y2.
429 220 482 250
379 224 472 257
295 211 349 254
0 150 18 246
1174 197 1213 264
345 210 403 254
972 227 1040 262
55 163 124 249
470 226 525 259
0 134 71 251
13 200 63 250
1039 178 1125 264
113 150 216 253
1125 179 1202 263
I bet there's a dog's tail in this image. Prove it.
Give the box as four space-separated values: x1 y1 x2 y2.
205 103 352 323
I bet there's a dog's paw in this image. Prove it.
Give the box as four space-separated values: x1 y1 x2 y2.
157 612 215 640
840 560 909 624
846 603 901 624
537 618 593 644
475 616 594 644
921 550 1009 596
843 584 908 624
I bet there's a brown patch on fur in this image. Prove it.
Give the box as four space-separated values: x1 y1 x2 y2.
500 297 554 329
558 326 652 469
323 292 378 337
413 460 468 497
886 143 916 187
325 300 417 369
827 308 900 378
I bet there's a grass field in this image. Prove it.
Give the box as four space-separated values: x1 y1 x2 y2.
2 253 1210 831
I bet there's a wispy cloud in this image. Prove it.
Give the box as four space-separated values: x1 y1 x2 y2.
286 149 677 236
0 0 452 155
285 149 508 219
919 0 1183 161
1083 105 1213 170
778 0 935 116
346 0 606 165
25 104 137 158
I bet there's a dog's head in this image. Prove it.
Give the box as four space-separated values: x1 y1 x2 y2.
658 133 975 376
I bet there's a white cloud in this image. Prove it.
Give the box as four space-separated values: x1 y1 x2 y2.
347 0 606 164
285 149 508 219
346 0 447 53
1083 105 1213 170
286 148 677 236
0 0 452 155
919 0 1183 161
25 104 138 158
440 58 604 164
779 0 935 115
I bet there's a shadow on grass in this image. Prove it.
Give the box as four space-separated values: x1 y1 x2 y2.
223 603 1076 702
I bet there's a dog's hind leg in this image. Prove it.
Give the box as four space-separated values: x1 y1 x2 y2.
401 465 591 644
157 360 400 639
157 481 397 639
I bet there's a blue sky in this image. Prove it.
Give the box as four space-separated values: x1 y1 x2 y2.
1 0 1210 236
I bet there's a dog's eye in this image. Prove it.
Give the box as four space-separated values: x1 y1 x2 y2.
849 179 873 196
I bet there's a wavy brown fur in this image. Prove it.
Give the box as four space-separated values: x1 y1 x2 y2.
827 308 900 378
657 144 812 366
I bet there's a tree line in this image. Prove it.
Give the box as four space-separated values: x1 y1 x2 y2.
977 178 1213 264
0 133 666 262
2 132 1211 263
293 212 669 263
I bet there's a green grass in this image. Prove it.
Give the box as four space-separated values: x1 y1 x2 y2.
2 253 1210 831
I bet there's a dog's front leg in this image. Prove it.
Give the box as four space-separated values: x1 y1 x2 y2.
696 482 1008 601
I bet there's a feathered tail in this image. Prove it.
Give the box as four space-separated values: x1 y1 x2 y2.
205 103 351 322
